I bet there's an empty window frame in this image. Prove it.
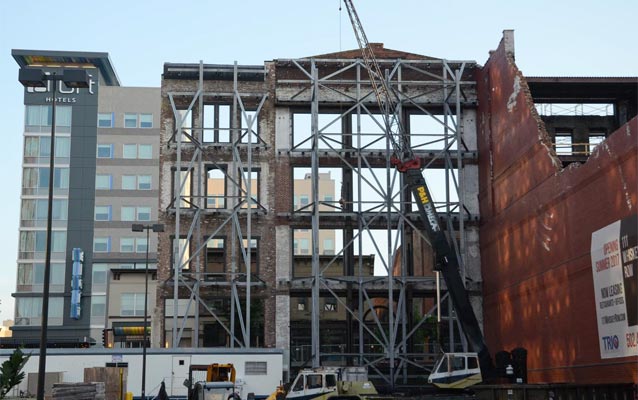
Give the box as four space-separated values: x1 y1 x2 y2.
589 133 606 154
205 238 225 277
203 104 230 143
240 110 259 144
240 168 259 209
172 237 191 271
554 132 573 155
240 238 259 275
206 166 226 209
175 109 193 142
172 168 193 208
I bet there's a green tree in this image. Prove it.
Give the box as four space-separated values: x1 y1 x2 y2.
0 348 30 399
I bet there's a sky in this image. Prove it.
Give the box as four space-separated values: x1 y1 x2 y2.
0 0 636 319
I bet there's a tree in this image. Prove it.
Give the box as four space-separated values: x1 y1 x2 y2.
0 348 30 399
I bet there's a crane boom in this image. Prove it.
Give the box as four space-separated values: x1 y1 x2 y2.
342 0 495 382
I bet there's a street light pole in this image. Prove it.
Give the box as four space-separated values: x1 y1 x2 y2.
18 68 90 400
132 223 164 400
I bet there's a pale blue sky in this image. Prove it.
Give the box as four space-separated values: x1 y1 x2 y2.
0 0 636 318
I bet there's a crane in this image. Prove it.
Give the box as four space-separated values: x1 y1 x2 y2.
342 0 495 388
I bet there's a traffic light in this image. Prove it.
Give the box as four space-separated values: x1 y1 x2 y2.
102 329 109 348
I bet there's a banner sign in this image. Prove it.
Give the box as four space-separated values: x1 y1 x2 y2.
591 214 638 358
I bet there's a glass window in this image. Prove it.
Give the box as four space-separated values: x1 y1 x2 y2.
140 114 153 128
136 238 148 253
124 113 138 128
123 144 137 159
97 144 113 158
121 293 145 316
120 238 135 253
95 205 112 221
137 207 151 221
97 113 114 128
138 144 152 159
90 295 106 318
300 195 309 206
300 239 309 254
323 238 334 254
92 264 108 285
122 175 136 190
96 174 112 190
121 206 136 221
94 237 110 252
307 375 322 389
138 175 151 190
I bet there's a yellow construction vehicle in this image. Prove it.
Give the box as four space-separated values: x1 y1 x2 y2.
185 363 243 400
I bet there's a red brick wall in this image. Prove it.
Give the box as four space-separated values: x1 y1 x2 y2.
477 39 638 383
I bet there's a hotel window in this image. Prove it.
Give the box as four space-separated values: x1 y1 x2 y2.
299 239 309 254
93 237 111 253
123 144 137 159
25 105 71 132
15 297 63 326
97 113 114 128
121 293 145 316
90 295 106 319
120 238 135 253
97 144 114 158
122 175 136 190
23 167 69 189
19 231 66 253
96 174 112 190
300 195 309 206
138 175 152 190
203 104 230 143
92 264 108 291
136 238 148 253
138 144 152 159
206 167 226 209
17 262 65 293
94 205 112 221
121 206 135 221
323 238 334 255
25 137 70 158
137 207 151 221
124 113 138 128
140 113 153 128
21 199 67 221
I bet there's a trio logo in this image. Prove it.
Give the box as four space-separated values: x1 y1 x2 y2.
601 335 620 351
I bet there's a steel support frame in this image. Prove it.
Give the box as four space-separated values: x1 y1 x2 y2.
285 57 474 387
166 61 267 348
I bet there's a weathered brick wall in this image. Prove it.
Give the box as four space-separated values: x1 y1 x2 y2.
477 36 638 383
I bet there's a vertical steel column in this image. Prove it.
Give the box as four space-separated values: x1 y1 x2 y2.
355 62 365 366
243 61 253 346
172 89 183 348
384 67 396 387
193 61 204 348
310 60 321 368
